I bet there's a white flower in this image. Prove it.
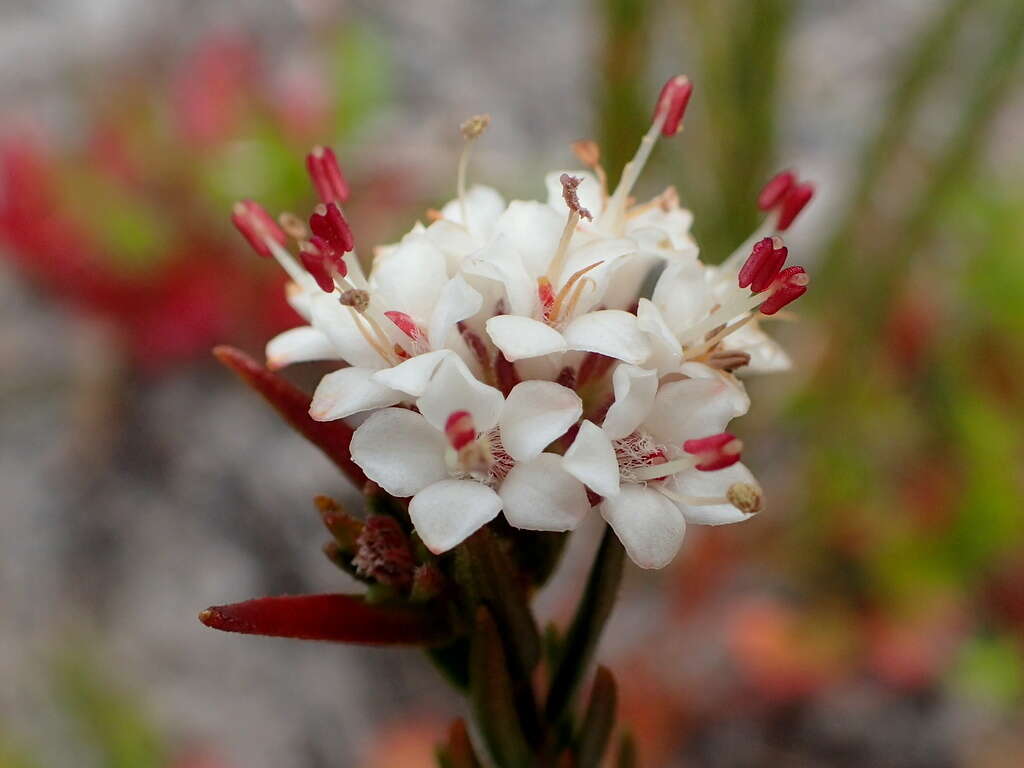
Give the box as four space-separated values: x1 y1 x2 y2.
561 362 758 569
349 357 590 553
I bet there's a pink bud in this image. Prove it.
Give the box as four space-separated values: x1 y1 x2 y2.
757 171 796 211
231 200 286 257
776 182 814 231
445 410 476 451
306 145 350 204
739 237 789 293
760 266 809 315
653 75 694 137
308 202 354 254
683 433 743 471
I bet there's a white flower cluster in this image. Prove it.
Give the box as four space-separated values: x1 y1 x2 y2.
234 77 811 569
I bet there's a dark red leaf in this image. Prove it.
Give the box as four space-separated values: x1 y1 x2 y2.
213 345 365 487
198 593 450 646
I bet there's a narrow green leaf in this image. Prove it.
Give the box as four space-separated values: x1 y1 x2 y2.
470 608 534 768
546 527 625 723
575 666 619 768
460 528 541 674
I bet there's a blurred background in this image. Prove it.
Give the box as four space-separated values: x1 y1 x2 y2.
2 0 1023 766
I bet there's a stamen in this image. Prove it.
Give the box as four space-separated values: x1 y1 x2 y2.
549 261 603 323
545 175 589 283
760 266 809 315
776 182 814 231
384 311 427 344
537 277 556 319
727 482 763 514
339 289 370 313
738 236 788 293
351 310 398 364
653 75 693 137
631 455 696 481
707 350 752 372
445 410 476 451
457 113 491 226
560 173 593 221
306 145 350 205
603 75 690 232
682 433 743 471
299 240 336 293
309 202 354 255
232 200 286 258
278 211 308 241
757 171 795 211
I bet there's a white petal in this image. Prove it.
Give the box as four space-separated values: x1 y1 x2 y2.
485 315 567 362
350 408 449 497
410 479 503 554
626 206 696 252
285 281 315 322
439 185 506 241
643 365 749 445
637 298 683 375
663 462 759 525
265 326 339 370
371 349 452 397
371 231 449 323
650 258 714 336
499 381 582 461
599 251 663 311
563 420 620 498
428 275 483 350
500 454 591 532
723 323 792 374
562 310 651 366
417 355 505 433
309 367 403 421
545 170 604 220
493 200 565 277
309 293 384 369
461 236 537 316
601 485 686 569
601 364 658 440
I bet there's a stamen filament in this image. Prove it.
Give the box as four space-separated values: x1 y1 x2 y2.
679 290 763 346
602 111 667 235
549 261 603 322
656 486 730 506
545 210 581 284
631 455 695 481
686 312 757 360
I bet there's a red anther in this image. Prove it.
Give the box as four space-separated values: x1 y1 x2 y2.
760 266 809 315
537 277 556 318
683 433 743 471
231 200 286 257
757 171 796 211
306 145 350 204
739 236 789 293
308 234 348 277
776 182 814 231
309 202 354 254
653 75 694 137
384 311 426 342
445 410 476 451
299 241 335 293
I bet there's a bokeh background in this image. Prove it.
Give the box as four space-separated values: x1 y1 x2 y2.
3 1 1024 766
